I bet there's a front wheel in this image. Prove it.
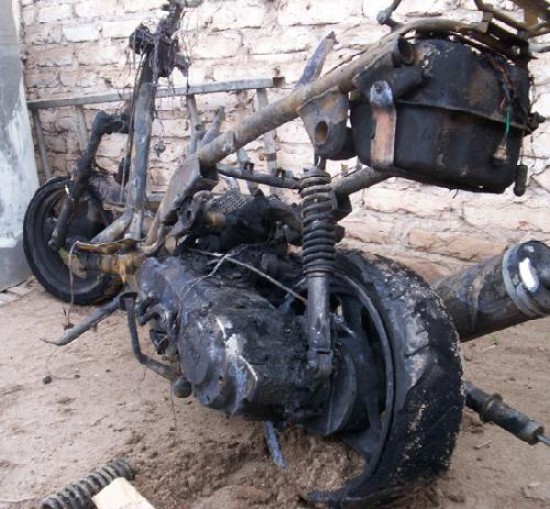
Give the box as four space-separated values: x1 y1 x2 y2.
306 252 464 506
23 177 121 305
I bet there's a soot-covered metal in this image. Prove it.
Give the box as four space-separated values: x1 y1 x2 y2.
136 252 321 420
351 38 534 193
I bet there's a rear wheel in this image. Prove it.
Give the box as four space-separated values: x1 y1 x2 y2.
306 251 463 506
23 177 121 305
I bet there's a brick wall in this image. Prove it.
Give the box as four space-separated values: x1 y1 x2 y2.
19 0 550 276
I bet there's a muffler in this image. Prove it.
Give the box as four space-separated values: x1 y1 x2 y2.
432 241 550 342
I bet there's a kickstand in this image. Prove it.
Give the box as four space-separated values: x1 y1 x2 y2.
264 421 287 469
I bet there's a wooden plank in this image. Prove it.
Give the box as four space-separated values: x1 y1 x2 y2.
256 88 278 177
75 105 89 151
27 78 285 111
0 293 18 306
186 95 200 129
6 285 32 297
31 110 52 180
92 478 157 509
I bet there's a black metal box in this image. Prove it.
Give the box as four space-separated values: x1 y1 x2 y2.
350 38 531 193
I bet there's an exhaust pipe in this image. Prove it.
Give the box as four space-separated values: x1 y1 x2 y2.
432 241 550 342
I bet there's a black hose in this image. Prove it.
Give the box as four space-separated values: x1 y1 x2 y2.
41 458 135 509
123 294 176 381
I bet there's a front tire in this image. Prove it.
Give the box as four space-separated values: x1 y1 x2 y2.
23 177 121 305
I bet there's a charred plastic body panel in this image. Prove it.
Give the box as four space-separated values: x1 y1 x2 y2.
351 38 531 192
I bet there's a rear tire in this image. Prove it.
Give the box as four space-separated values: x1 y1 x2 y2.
310 251 464 506
23 177 121 305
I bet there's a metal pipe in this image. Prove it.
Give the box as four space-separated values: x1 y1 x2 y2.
186 95 202 156
433 241 550 342
91 209 133 244
377 0 404 26
464 380 550 446
125 63 155 240
75 105 89 152
510 0 550 22
217 164 300 189
334 165 392 198
27 78 283 111
256 88 278 178
44 297 121 346
199 106 224 146
474 0 531 31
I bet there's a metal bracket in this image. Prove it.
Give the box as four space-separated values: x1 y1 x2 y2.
298 87 350 159
370 80 397 170
377 0 403 26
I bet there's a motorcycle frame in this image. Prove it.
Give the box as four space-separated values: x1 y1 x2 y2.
50 1 549 372
67 0 548 251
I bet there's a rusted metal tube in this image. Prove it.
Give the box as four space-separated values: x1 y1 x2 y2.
333 165 391 197
464 380 550 446
44 297 120 346
126 63 155 240
195 33 406 169
217 164 301 189
433 241 550 342
513 0 550 22
91 209 133 244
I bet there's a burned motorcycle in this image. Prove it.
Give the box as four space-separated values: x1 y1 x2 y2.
24 0 550 507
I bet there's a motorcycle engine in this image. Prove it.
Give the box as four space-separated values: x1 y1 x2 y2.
135 253 324 422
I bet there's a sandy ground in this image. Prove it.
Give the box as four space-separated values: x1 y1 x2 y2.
1 282 550 509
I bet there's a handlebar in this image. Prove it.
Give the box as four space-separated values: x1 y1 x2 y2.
378 0 549 37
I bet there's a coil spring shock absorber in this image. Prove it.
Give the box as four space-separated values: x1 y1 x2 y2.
41 458 135 509
300 165 337 378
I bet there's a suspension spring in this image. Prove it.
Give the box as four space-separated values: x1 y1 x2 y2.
300 166 336 378
41 458 135 509
300 167 336 276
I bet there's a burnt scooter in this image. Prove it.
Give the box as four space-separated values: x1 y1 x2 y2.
24 0 550 507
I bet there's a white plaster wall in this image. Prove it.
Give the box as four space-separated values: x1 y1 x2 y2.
0 0 39 290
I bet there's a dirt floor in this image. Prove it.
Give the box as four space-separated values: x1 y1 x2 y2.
1 281 550 509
